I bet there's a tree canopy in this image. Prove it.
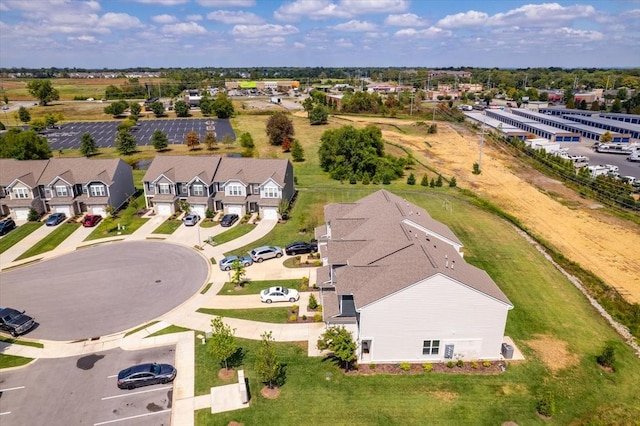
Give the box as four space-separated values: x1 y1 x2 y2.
151 129 169 151
0 128 52 160
115 128 137 155
18 106 30 123
185 130 200 150
208 316 237 370
174 100 190 117
150 101 165 117
318 125 404 183
255 331 283 389
26 79 60 106
317 326 357 371
104 100 129 117
309 104 329 125
212 93 234 118
80 132 98 157
266 112 294 146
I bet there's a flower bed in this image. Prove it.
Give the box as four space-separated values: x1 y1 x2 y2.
348 361 505 375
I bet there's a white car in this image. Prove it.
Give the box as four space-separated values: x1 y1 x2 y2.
183 213 200 226
260 286 300 304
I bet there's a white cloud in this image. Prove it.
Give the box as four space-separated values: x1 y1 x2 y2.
274 0 351 21
394 26 449 38
339 0 408 14
207 10 264 24
67 35 98 43
99 13 143 29
539 27 603 41
231 24 299 37
332 20 377 32
134 0 188 5
384 13 427 27
186 14 203 21
152 14 178 24
162 21 208 35
489 3 595 26
196 0 256 6
437 10 488 28
293 41 306 48
335 37 353 47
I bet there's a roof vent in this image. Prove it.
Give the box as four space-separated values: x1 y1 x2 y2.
445 254 448 268
451 260 455 270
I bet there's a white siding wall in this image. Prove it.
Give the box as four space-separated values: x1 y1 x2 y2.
260 181 281 199
358 274 509 363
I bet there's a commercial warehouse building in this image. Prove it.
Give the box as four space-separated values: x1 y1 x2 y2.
464 112 529 140
510 109 631 142
484 109 581 142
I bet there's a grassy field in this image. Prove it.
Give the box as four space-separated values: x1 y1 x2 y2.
15 222 80 260
211 223 256 246
197 307 290 324
152 219 182 234
123 320 159 337
0 335 44 348
196 187 640 424
218 279 302 295
0 222 42 254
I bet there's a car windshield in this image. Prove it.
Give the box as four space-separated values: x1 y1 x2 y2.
282 288 289 295
151 364 160 375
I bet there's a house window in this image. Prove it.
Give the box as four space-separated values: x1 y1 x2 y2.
422 340 440 355
180 183 188 195
13 188 29 199
90 185 106 197
158 183 171 194
263 187 279 198
55 185 68 197
193 184 204 197
227 184 243 196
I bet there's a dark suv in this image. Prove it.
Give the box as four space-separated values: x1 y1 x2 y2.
0 218 16 236
0 307 36 337
285 241 318 255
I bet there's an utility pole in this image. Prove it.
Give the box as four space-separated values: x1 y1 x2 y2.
410 93 414 116
479 116 486 171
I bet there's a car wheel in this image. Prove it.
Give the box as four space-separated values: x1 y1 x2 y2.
243 262 250 267
127 383 136 390
10 330 18 337
289 298 297 303
257 258 264 263
266 299 272 304
290 251 296 256
276 253 282 258
224 266 231 271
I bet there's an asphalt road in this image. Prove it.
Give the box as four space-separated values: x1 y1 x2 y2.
0 241 209 341
41 118 235 151
0 346 174 426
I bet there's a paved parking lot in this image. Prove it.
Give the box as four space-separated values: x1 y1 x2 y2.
0 346 174 426
0 241 209 341
43 118 235 150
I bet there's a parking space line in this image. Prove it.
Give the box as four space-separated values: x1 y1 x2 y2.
0 412 11 416
0 386 25 392
107 374 118 379
93 409 171 425
101 385 172 400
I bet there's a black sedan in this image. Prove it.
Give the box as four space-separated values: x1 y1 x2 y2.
285 241 318 255
220 213 239 227
117 363 177 390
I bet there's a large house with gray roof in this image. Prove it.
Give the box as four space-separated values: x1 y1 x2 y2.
315 190 513 363
142 156 294 219
0 158 135 220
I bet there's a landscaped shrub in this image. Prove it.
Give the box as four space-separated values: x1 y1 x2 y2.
313 314 323 322
423 363 433 372
370 363 377 370
308 293 318 310
447 361 455 368
596 342 616 370
300 276 309 285
288 314 298 322
210 257 216 264
28 208 40 222
302 315 307 320
317 305 322 312
300 284 308 291
314 260 323 266
471 361 479 369
400 362 410 371
291 304 299 313
536 391 555 417
482 360 491 368
456 359 464 368
205 208 214 219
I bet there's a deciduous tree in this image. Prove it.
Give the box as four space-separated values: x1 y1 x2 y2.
309 104 328 125
185 130 200 150
212 93 235 118
174 100 190 117
80 132 99 157
26 79 59 105
18 106 30 123
115 128 137 155
255 331 283 390
208 316 237 370
150 101 165 117
0 128 51 159
266 112 294 146
317 326 357 371
104 100 129 117
290 139 305 162
204 132 217 151
151 129 169 151
129 102 142 117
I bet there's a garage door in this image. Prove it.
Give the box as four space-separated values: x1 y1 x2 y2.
192 205 206 218
227 205 242 216
91 206 106 217
262 207 278 220
14 208 29 221
54 206 72 217
157 204 172 216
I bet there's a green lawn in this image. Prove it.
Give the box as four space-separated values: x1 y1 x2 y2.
146 325 191 338
123 320 159 337
84 193 149 241
197 307 290 324
0 335 44 348
0 353 34 369
218 279 303 295
15 223 80 260
152 219 182 234
197 186 640 424
0 222 42 254
211 224 256 246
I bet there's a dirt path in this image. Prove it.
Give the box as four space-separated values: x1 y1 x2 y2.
337 115 640 304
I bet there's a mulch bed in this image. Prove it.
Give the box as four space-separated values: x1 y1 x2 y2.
260 386 281 399
218 368 236 381
286 308 323 323
347 361 505 375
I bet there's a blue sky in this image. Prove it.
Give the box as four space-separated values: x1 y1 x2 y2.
0 0 638 68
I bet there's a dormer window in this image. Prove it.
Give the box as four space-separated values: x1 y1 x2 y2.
13 188 29 199
158 183 171 194
90 185 106 197
193 184 204 196
55 185 68 197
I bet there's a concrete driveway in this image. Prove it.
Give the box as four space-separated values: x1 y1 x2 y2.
0 241 209 341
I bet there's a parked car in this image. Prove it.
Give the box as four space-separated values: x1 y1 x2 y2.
117 363 177 390
285 241 318 256
0 218 16 236
219 255 253 271
0 307 36 337
82 215 102 227
183 213 200 226
220 214 239 227
260 286 300 304
46 212 66 226
249 246 283 263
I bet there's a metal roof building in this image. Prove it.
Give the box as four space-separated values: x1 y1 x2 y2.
484 109 581 142
599 113 640 125
510 109 631 142
561 115 640 140
464 112 529 139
